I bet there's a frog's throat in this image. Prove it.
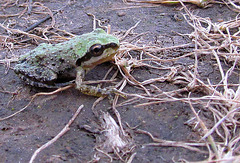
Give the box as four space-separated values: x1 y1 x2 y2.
82 52 116 70
81 43 119 70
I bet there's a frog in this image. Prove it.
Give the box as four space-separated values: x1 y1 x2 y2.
14 28 120 97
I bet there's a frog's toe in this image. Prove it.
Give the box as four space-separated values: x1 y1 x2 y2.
104 87 127 98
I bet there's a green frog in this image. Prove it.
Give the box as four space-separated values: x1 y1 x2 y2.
14 28 120 96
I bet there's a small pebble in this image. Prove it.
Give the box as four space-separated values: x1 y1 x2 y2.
117 11 126 17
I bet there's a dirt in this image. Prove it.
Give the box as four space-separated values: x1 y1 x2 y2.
0 0 238 163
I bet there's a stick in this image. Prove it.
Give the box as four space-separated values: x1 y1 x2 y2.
0 84 74 121
27 0 33 15
24 11 58 32
29 104 84 163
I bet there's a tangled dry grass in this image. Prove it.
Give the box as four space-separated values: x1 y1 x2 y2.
123 0 240 8
117 1 240 162
1 0 240 162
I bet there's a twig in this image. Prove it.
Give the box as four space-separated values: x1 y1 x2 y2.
29 104 84 163
24 11 58 32
27 0 33 15
0 97 33 121
136 129 206 153
0 23 49 41
31 84 74 99
0 84 73 121
119 20 141 41
95 148 113 162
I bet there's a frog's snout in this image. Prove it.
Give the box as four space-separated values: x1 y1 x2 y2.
110 43 119 48
106 42 119 50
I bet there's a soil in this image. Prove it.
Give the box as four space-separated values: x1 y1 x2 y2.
0 0 238 163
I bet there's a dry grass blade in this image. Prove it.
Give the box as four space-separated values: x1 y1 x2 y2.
0 22 49 41
124 0 215 7
0 1 75 52
136 129 207 153
201 107 240 140
188 100 220 158
174 1 240 161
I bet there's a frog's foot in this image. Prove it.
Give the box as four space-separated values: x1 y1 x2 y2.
75 84 112 97
75 84 126 98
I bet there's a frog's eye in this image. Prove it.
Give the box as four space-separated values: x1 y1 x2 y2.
90 44 104 56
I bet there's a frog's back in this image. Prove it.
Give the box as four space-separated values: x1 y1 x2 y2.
17 28 119 73
19 37 84 72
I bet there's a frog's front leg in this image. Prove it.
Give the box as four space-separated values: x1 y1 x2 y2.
75 67 112 97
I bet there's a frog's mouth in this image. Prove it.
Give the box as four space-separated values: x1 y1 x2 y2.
76 43 119 70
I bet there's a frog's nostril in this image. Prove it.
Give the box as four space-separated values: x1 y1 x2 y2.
110 43 118 47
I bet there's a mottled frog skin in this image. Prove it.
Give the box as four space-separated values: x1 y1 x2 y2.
14 28 119 96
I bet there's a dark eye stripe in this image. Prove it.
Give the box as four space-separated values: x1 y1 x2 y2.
75 43 118 66
76 52 91 66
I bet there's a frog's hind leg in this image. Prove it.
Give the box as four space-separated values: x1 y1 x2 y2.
17 73 54 88
17 73 74 88
15 66 58 88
